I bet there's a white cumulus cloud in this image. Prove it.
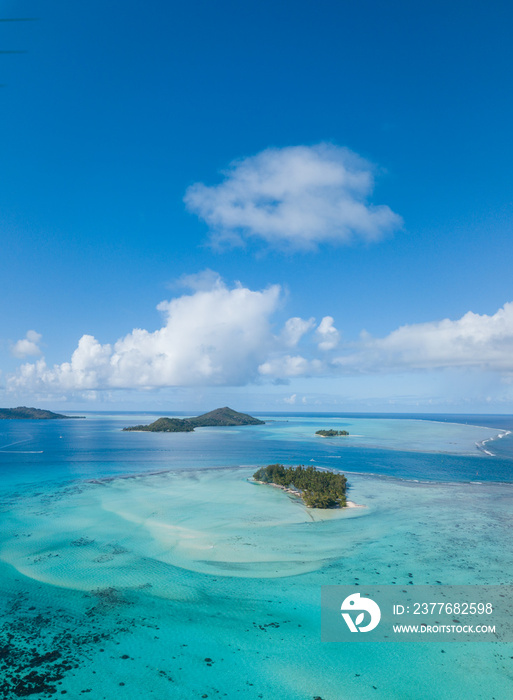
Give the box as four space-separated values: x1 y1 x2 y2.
7 279 281 393
8 287 513 400
184 144 403 250
281 317 316 347
258 355 324 378
316 316 340 351
334 302 513 373
11 330 42 358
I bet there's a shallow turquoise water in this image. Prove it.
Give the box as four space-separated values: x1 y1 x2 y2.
1 413 513 698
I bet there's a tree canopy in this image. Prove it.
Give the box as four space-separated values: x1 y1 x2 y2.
253 464 347 508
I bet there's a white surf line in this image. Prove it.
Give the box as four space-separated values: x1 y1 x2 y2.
475 441 495 456
490 430 512 439
476 429 512 456
410 417 512 433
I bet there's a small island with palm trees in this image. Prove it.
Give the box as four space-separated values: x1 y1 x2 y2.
252 464 348 509
315 429 349 437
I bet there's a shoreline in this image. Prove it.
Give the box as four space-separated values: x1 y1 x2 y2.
315 434 349 439
250 478 366 509
76 463 513 489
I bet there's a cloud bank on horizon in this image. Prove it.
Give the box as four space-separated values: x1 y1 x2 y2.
335 304 513 373
7 275 280 393
184 144 403 250
6 275 513 397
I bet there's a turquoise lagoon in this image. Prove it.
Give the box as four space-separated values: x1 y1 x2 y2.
1 413 513 698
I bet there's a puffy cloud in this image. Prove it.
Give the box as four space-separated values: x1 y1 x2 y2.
281 317 315 347
174 268 223 292
8 287 513 398
335 302 513 373
11 330 42 358
7 279 281 393
257 302 513 381
184 144 403 250
316 316 339 351
258 355 324 378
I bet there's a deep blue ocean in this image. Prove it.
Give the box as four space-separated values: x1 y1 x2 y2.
1 412 513 490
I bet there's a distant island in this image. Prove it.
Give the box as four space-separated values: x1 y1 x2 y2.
315 429 349 437
123 406 265 432
0 406 84 420
252 464 347 508
125 417 196 433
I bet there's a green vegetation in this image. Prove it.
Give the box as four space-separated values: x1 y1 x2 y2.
252 464 347 509
123 406 264 432
189 407 264 427
123 417 195 432
0 406 83 419
315 429 349 437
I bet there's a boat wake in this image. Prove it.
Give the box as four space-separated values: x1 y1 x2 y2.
0 437 41 454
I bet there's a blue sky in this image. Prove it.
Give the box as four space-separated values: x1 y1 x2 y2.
1 0 513 412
